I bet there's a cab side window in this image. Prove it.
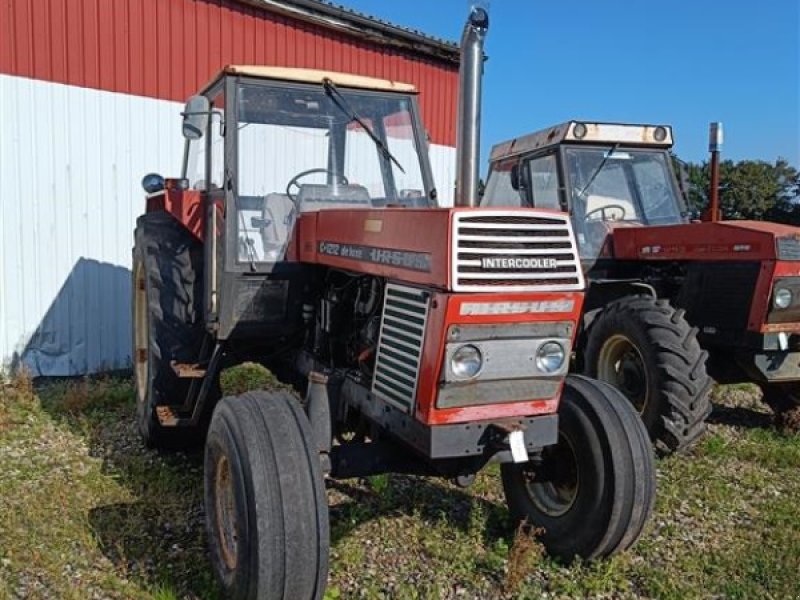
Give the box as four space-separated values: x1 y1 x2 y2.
525 154 560 210
482 159 523 207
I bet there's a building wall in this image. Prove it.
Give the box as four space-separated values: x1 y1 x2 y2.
0 0 458 375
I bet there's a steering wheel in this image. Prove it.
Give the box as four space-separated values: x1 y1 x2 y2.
285 168 349 205
584 204 627 222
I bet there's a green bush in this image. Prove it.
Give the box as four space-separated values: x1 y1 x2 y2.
219 362 284 396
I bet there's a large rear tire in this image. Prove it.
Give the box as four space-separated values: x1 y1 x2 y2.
501 375 656 560
204 391 330 600
132 213 207 449
583 295 712 455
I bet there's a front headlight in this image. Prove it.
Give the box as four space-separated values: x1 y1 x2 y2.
536 341 566 373
774 288 793 309
451 344 483 378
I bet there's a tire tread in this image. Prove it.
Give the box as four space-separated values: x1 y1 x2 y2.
584 294 712 455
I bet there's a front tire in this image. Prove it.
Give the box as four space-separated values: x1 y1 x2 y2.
583 295 712 455
501 375 656 560
205 391 330 600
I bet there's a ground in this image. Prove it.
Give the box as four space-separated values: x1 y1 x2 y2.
0 375 799 600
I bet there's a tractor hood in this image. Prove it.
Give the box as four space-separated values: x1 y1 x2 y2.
611 220 800 262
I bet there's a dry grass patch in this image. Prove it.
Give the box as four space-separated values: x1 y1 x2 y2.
0 378 798 599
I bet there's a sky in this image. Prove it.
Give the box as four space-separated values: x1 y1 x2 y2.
341 0 800 167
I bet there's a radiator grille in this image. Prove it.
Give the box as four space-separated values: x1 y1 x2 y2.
451 211 585 292
372 284 429 413
777 236 800 261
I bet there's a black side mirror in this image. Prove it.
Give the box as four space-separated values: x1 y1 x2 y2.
182 95 210 140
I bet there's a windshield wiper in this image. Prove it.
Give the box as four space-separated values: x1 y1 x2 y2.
322 78 405 174
576 143 620 199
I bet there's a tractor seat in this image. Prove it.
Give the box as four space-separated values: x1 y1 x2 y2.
261 193 296 248
297 183 371 212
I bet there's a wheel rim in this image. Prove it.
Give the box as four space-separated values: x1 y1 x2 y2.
525 432 580 517
214 454 239 570
133 262 149 407
597 334 648 413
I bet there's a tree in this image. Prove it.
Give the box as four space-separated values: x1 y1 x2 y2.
682 158 799 222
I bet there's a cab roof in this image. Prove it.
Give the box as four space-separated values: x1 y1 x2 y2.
490 121 674 163
204 65 418 94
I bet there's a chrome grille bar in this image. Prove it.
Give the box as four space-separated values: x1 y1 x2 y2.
451 210 585 292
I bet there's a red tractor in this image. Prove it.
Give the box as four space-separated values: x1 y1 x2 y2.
484 121 800 453
133 11 655 598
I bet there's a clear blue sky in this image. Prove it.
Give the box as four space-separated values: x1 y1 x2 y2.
342 0 799 167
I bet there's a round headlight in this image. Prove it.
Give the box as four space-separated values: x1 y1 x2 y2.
451 344 483 379
573 122 588 139
536 341 566 373
653 126 668 142
774 288 792 309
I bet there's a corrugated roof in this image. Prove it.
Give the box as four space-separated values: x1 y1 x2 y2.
236 0 461 64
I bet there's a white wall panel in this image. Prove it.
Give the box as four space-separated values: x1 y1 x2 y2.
0 75 185 376
429 143 456 207
0 74 456 376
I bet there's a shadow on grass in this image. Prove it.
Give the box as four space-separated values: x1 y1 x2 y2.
707 402 774 430
36 378 218 598
327 476 512 548
35 377 515 597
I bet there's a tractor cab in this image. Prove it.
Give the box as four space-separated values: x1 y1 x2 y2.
146 66 435 340
483 121 687 263
183 66 433 266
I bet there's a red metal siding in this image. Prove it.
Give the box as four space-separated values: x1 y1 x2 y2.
0 0 458 146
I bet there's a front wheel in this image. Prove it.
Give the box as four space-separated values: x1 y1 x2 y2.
501 375 656 560
204 390 330 600
583 295 712 455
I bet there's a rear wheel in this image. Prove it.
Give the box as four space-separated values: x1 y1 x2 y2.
761 383 800 433
501 375 656 560
205 391 330 600
132 213 207 449
583 295 712 455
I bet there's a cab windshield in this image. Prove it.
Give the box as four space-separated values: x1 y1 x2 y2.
193 81 431 265
567 147 683 225
565 147 684 258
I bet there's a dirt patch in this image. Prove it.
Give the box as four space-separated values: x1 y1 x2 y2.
777 403 800 434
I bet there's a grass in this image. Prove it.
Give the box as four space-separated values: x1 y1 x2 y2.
1 373 799 599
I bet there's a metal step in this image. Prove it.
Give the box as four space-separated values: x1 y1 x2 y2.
170 361 207 378
155 405 193 427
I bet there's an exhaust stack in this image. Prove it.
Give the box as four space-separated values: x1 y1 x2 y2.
707 121 723 222
454 6 489 208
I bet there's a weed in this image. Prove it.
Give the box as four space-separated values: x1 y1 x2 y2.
367 473 391 501
219 362 283 396
504 522 544 595
701 433 729 457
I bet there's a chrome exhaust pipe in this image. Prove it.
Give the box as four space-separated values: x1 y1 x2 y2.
454 5 489 208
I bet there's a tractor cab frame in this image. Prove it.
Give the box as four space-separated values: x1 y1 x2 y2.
486 119 800 453
483 121 688 266
165 66 437 340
